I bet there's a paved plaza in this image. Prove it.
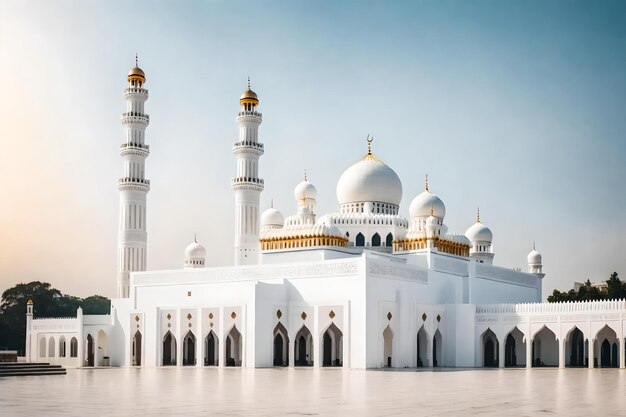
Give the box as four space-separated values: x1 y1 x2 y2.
0 367 624 416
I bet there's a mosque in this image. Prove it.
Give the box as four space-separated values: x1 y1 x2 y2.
25 61 626 370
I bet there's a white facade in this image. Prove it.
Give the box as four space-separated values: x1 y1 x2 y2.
25 65 626 371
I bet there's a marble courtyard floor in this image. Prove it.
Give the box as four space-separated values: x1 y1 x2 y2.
0 367 624 416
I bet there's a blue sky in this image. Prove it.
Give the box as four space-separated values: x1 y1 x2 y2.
0 0 624 297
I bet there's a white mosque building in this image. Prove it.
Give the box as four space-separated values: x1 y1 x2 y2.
25 61 626 370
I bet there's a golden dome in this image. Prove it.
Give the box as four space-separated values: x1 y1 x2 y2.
127 55 145 84
240 89 258 100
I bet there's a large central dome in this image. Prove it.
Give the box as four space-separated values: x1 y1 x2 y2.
336 153 403 206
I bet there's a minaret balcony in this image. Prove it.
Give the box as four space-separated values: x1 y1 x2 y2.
231 176 264 191
237 110 262 118
121 112 150 125
232 141 264 154
120 142 150 156
124 87 149 98
118 177 151 192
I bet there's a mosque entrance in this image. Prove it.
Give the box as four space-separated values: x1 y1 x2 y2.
183 331 196 366
356 233 365 247
204 331 218 366
86 334 94 367
566 327 584 367
162 332 177 366
504 327 526 367
532 327 558 367
383 325 393 367
225 326 242 367
481 329 499 367
132 331 142 366
294 325 313 366
273 323 289 367
416 326 428 367
433 329 442 367
322 323 343 367
596 325 618 368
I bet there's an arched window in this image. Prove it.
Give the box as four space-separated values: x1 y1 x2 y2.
70 337 78 357
386 233 393 247
371 233 381 247
356 233 365 247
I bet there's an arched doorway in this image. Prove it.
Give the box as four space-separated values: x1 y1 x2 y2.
86 334 94 366
372 233 381 247
504 327 526 367
385 233 393 247
70 337 78 358
596 325 618 368
59 337 66 358
532 326 558 367
481 328 498 367
162 331 177 366
183 331 196 366
39 337 46 359
97 330 107 366
48 336 56 358
205 331 219 366
322 323 343 367
273 322 289 367
356 233 365 247
383 325 393 367
416 325 428 367
433 329 442 367
294 325 313 366
566 327 584 367
225 326 242 367
132 331 142 366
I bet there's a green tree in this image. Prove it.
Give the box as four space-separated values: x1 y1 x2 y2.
606 272 625 299
548 273 624 303
0 281 110 354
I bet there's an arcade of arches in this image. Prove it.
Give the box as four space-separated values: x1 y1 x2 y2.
479 325 625 369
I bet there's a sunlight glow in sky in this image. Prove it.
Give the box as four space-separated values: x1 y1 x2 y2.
0 1 625 298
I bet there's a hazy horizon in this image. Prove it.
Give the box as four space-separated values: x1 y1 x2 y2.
1 0 625 299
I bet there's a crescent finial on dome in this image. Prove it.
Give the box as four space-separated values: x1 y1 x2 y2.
425 174 429 192
477 206 481 223
367 134 373 155
194 233 197 243
304 169 307 181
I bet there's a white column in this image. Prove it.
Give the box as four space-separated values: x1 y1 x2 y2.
196 308 203 367
176 310 182 367
588 339 595 368
218 308 225 367
558 337 565 368
498 339 505 368
313 306 320 368
526 337 532 368
619 337 625 369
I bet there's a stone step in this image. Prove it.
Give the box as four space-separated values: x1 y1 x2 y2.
0 362 66 377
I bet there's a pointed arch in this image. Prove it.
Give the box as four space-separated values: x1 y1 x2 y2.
205 331 219 366
59 336 67 358
504 327 526 367
385 233 393 247
355 233 365 247
480 328 498 367
70 337 78 358
532 326 558 367
595 325 618 368
162 331 177 366
416 325 429 367
48 336 56 358
86 334 95 366
433 329 442 367
273 322 289 367
294 325 313 366
322 322 343 367
39 336 46 358
132 331 142 366
383 325 393 367
183 331 196 366
225 325 242 367
371 233 381 247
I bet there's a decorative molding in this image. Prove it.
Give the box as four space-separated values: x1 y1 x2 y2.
367 258 428 283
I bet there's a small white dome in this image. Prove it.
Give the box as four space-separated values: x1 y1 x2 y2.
447 233 471 246
465 221 493 243
409 190 446 219
527 249 542 265
336 155 402 206
261 207 284 228
185 241 206 259
294 179 317 201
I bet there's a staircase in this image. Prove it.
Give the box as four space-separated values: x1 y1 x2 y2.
0 362 66 377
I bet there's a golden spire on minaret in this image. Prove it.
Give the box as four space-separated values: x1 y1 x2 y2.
240 76 259 104
127 53 146 85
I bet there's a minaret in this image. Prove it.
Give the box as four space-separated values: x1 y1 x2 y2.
117 56 150 298
232 78 264 265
